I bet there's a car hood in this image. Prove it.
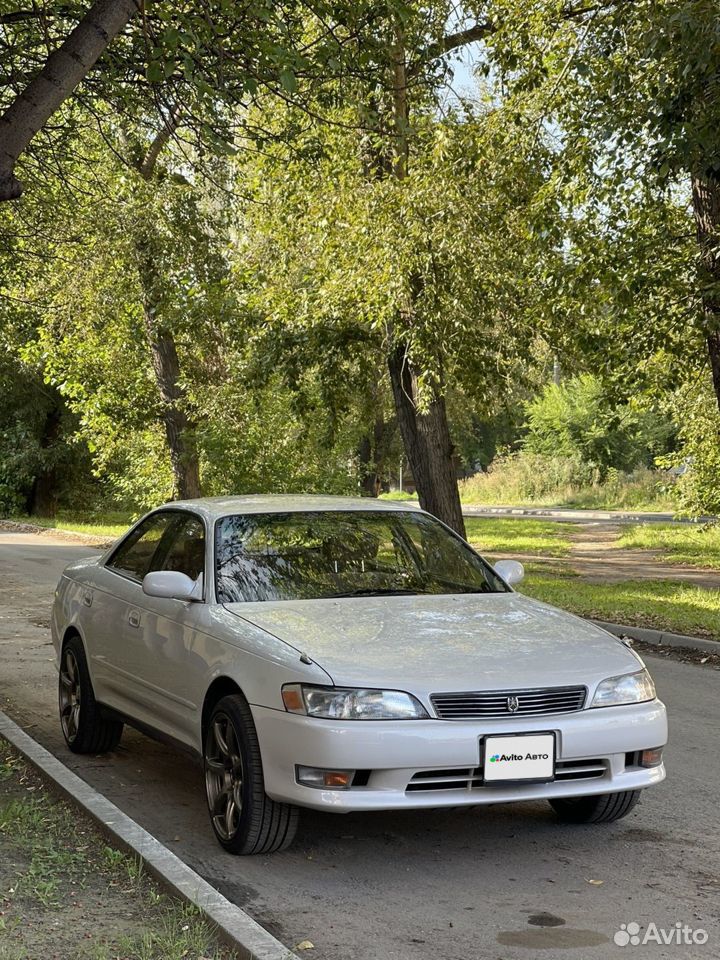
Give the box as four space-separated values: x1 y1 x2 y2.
224 592 642 697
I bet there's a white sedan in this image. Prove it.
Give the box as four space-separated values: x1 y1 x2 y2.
51 495 667 854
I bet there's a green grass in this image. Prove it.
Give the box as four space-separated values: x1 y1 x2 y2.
0 744 235 959
616 522 720 570
8 513 131 538
521 570 720 640
465 517 576 557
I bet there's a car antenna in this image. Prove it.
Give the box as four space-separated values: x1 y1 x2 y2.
299 651 313 664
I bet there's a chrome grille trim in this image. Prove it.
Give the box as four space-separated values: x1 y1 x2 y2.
405 758 606 792
430 685 586 720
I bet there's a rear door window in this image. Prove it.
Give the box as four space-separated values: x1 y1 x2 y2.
154 515 205 581
106 513 176 582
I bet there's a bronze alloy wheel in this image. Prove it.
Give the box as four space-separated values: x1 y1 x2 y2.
59 646 82 744
57 635 123 754
202 694 298 854
204 711 244 841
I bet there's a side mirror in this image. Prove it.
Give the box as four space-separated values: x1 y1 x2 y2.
142 570 198 601
494 559 525 587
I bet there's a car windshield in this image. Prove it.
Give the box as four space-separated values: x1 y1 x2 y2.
215 510 508 603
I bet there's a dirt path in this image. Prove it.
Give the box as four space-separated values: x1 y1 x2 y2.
565 523 720 587
487 522 720 588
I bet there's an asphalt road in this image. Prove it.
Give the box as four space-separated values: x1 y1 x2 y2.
1 531 718 960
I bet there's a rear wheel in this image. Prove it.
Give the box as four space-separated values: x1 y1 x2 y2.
204 694 298 854
59 635 123 753
549 790 641 824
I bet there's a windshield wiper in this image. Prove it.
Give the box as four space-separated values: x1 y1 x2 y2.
328 587 430 598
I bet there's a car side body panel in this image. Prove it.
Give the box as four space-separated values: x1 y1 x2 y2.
53 561 333 754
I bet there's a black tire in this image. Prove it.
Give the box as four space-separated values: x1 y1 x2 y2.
204 694 299 855
59 635 123 754
549 790 641 824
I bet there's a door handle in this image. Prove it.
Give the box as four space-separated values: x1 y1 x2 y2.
82 591 93 607
128 610 141 628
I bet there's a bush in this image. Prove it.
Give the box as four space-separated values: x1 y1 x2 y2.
459 452 598 504
523 374 674 475
458 452 673 510
658 381 720 517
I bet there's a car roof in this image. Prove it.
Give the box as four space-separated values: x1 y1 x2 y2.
161 494 423 520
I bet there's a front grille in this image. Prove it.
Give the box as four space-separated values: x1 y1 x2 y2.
554 759 606 781
430 685 586 720
407 767 483 792
405 758 606 793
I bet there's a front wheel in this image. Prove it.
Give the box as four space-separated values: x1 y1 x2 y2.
59 636 123 753
549 790 641 824
204 694 298 854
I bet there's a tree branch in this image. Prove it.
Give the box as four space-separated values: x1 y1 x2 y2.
408 2 616 78
0 7 73 24
139 109 181 180
0 0 140 201
408 21 495 77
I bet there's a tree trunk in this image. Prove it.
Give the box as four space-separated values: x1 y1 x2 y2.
357 435 377 496
135 223 201 499
691 173 720 412
383 25 464 534
0 0 139 201
131 116 201 501
357 414 391 497
388 343 465 536
143 317 202 500
26 400 62 516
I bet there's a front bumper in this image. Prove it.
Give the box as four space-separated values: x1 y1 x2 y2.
252 699 667 811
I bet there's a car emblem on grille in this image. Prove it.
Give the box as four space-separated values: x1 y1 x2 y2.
507 696 520 713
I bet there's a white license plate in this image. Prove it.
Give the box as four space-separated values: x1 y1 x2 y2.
484 733 555 782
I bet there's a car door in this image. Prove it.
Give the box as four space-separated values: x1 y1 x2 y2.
89 511 179 718
122 511 209 742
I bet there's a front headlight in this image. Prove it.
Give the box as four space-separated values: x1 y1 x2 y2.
282 684 429 720
590 668 656 708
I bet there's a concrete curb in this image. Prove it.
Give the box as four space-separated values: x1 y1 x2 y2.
462 506 716 524
0 518 113 548
0 710 297 960
590 619 719 655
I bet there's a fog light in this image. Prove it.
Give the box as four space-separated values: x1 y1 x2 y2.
639 747 664 768
296 766 355 789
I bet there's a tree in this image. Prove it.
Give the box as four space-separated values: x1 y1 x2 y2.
524 374 675 474
480 0 720 414
237 96 557 534
129 116 202 498
6 120 233 503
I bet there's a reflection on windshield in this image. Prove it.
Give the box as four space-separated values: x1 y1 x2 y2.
215 511 507 603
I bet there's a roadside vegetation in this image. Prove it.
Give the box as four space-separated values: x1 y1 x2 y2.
6 514 130 539
617 523 720 570
0 744 235 960
521 569 720 642
457 459 675 512
465 518 576 558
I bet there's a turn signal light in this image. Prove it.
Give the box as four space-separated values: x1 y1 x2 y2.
296 766 355 789
282 687 304 712
640 748 664 768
